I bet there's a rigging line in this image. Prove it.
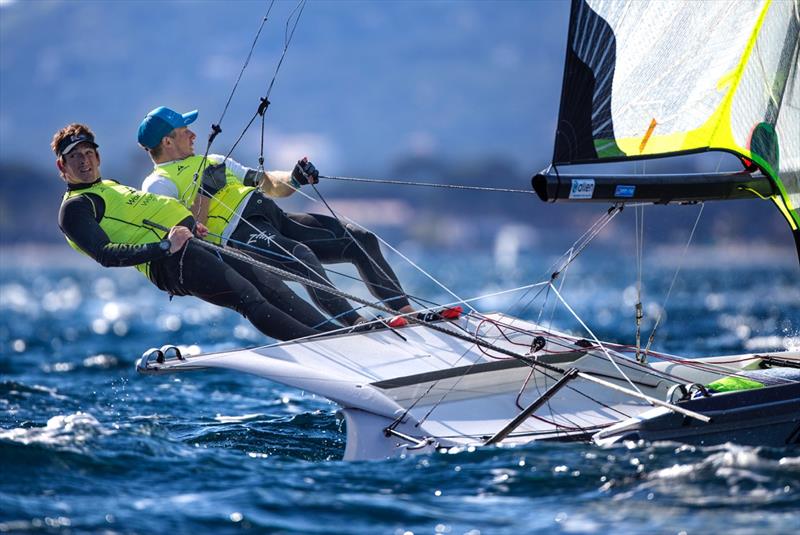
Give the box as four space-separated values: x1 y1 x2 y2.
184 2 284 215
572 342 697 386
537 204 622 288
390 293 555 431
545 257 570 337
413 309 571 430
146 222 545 358
390 325 484 431
216 229 443 310
345 213 479 314
320 174 539 195
223 0 308 163
643 202 705 356
547 282 647 399
512 365 582 437
556 205 622 273
290 184 478 315
177 176 367 314
305 181 431 315
519 366 638 429
387 281 552 340
254 0 307 169
204 190 346 298
571 336 788 388
494 226 600 348
180 4 312 295
634 202 645 362
501 205 623 334
413 323 672 439
510 208 617 320
216 0 277 128
536 260 594 439
266 0 306 105
415 354 499 427
535 281 555 326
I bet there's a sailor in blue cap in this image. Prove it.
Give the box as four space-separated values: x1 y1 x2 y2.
138 106 421 329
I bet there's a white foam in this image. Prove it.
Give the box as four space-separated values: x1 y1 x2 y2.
0 411 108 447
213 413 263 423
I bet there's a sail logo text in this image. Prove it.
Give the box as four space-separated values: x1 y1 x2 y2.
614 185 636 198
569 179 595 199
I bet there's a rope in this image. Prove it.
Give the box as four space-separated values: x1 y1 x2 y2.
643 202 705 356
223 0 308 164
172 1 279 272
548 283 647 399
216 1 276 129
200 227 475 316
207 241 541 360
293 181 480 314
634 203 645 362
321 174 538 195
500 205 623 333
142 221 546 362
306 181 430 316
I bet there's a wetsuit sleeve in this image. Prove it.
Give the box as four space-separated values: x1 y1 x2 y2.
59 194 170 267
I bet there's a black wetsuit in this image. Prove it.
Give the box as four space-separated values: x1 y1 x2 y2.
228 190 411 325
59 180 336 341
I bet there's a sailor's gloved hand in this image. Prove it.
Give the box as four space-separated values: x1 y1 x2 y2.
243 168 264 188
291 157 319 186
200 162 227 197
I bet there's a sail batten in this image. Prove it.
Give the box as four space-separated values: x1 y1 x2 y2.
547 0 800 237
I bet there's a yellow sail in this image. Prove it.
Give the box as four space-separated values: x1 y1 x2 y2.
553 0 799 231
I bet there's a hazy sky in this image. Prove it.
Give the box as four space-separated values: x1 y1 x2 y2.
1 0 569 181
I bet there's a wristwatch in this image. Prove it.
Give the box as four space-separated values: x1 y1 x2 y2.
158 239 172 255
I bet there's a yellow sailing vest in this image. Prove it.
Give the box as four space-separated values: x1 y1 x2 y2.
62 180 192 276
153 155 254 244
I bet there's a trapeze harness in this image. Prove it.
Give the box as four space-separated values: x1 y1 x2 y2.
59 178 336 340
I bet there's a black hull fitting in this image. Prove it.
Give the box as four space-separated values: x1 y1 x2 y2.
594 382 800 448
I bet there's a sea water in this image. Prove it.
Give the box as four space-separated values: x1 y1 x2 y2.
1 246 798 534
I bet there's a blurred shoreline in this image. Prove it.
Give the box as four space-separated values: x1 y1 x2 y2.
2 241 796 271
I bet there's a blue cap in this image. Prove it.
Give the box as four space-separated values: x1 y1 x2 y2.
137 106 198 149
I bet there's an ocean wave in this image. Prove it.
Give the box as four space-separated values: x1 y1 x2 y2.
0 412 109 450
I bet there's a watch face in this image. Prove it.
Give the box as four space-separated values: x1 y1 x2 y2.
160 240 170 251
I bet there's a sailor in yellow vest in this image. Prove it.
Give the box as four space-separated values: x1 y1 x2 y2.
138 106 419 328
54 123 338 341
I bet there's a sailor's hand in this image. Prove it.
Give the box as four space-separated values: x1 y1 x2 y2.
167 225 193 254
291 157 319 186
200 162 227 197
194 222 209 238
243 168 265 188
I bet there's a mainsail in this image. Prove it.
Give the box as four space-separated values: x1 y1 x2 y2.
536 0 799 254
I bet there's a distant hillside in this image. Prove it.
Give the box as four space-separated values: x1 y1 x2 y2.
2 155 794 255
